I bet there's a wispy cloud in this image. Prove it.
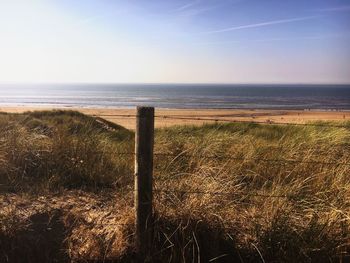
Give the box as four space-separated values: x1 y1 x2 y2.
176 5 217 17
191 33 350 46
175 0 200 12
317 5 350 12
253 34 350 42
173 0 241 17
200 15 321 34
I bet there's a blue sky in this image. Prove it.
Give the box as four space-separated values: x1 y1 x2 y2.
0 0 349 83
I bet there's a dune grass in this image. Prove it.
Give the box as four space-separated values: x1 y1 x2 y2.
0 110 349 262
0 110 134 192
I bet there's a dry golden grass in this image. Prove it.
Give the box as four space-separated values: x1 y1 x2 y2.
0 110 349 262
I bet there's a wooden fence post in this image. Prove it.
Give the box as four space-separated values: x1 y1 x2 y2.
134 106 154 260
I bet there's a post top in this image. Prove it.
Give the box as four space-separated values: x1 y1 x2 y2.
137 106 155 117
137 106 154 110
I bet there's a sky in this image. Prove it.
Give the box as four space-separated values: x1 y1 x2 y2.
0 0 349 84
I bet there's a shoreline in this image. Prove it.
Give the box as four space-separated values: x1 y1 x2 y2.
0 104 350 111
1 106 349 130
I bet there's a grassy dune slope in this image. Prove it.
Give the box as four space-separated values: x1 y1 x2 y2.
0 111 349 262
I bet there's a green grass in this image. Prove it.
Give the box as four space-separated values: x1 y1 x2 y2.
0 110 349 262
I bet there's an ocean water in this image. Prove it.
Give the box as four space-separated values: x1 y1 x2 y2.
0 83 349 110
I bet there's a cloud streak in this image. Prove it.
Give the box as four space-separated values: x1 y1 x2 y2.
175 0 200 12
318 5 350 12
192 33 350 46
200 15 321 34
175 0 242 15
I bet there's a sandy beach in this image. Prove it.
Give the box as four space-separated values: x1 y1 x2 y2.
1 106 349 130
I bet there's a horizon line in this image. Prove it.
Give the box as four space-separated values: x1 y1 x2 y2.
0 81 349 86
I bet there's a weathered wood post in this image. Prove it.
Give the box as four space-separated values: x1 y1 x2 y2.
134 106 154 260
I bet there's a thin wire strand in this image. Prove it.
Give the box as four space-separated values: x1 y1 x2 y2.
92 114 136 118
154 115 349 128
90 114 349 128
85 151 350 166
153 189 292 199
152 153 350 166
6 220 132 227
12 150 346 166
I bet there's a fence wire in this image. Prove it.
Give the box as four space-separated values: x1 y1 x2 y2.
1 114 349 201
154 115 349 128
153 189 292 199
90 113 349 129
89 151 350 167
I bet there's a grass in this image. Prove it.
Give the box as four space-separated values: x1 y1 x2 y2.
0 110 133 192
0 110 349 262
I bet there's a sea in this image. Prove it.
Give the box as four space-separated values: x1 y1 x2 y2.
0 83 349 110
